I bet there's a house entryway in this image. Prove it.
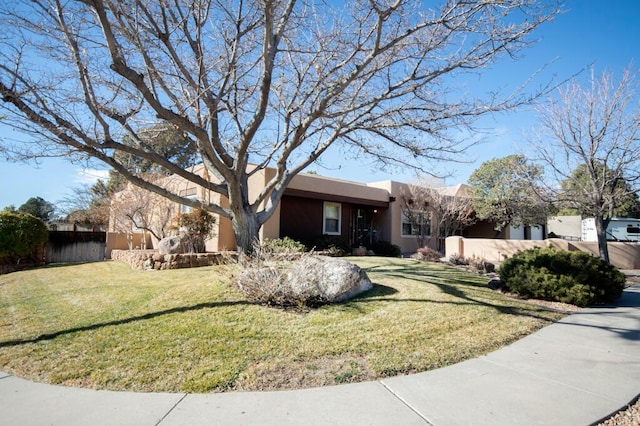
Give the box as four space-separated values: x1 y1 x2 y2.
351 207 380 248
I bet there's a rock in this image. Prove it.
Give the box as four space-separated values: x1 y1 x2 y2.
286 256 373 303
483 262 496 273
143 258 153 270
487 278 508 292
152 253 165 262
158 236 184 255
352 246 367 256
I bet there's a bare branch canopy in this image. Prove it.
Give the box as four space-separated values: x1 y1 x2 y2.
0 0 560 252
531 66 640 262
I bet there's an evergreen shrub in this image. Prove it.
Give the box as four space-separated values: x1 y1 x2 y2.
0 212 48 268
499 247 625 307
261 237 306 255
369 240 401 257
312 235 349 256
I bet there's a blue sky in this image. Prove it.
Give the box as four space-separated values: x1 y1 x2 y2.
1 0 639 210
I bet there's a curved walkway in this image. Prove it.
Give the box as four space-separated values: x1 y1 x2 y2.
2 286 639 426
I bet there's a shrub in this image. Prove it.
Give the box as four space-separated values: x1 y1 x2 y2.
468 257 495 274
0 212 48 269
312 235 349 256
369 240 401 257
236 241 316 308
171 209 216 253
448 253 469 266
411 246 442 262
499 247 625 307
447 253 494 273
261 237 306 256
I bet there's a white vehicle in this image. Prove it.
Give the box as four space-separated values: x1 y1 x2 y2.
581 217 640 242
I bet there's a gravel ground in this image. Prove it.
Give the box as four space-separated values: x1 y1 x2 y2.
597 397 640 426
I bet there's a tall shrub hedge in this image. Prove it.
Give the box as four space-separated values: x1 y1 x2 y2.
499 247 625 307
0 212 48 268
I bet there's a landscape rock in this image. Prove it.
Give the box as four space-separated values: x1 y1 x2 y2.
487 278 508 292
158 236 185 255
110 249 232 270
286 256 373 303
483 262 496 273
352 246 367 256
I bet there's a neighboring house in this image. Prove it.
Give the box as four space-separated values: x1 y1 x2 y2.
107 166 540 255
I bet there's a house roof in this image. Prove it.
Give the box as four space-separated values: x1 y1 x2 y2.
433 184 473 197
285 172 391 207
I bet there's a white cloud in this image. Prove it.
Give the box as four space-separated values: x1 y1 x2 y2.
74 168 110 185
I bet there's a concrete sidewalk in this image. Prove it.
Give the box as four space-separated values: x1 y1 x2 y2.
2 286 639 426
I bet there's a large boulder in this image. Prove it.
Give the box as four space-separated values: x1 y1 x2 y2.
286 256 373 303
158 236 185 255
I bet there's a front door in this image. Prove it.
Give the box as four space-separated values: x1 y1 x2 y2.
351 207 377 247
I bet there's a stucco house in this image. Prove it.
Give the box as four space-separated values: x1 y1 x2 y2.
108 166 487 255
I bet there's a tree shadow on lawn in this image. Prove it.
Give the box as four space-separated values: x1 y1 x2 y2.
355 283 399 299
0 300 250 349
361 265 559 322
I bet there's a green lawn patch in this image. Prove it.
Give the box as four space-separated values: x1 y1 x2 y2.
0 257 564 393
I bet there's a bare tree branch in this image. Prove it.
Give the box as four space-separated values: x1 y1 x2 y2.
531 65 640 262
1 0 561 252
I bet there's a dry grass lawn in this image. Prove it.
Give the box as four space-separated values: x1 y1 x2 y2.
0 257 565 393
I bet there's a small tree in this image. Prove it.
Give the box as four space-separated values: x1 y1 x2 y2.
400 193 432 248
401 183 476 251
110 181 176 248
171 209 216 253
60 183 112 226
18 197 55 223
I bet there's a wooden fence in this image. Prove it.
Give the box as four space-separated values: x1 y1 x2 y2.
45 231 106 263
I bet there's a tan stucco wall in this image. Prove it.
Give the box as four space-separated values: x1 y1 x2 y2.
445 236 640 269
248 168 281 242
289 173 390 204
367 180 425 254
105 232 152 259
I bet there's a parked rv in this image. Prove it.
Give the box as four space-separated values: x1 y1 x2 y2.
581 217 640 242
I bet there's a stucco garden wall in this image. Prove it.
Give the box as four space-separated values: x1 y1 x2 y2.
446 236 640 269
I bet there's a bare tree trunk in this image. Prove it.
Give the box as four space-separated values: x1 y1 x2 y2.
594 214 610 263
232 207 262 255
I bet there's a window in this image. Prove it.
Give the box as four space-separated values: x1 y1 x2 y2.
628 226 640 234
323 202 342 235
401 209 431 237
179 189 198 214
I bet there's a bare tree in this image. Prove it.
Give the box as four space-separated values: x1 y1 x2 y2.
532 66 640 262
60 183 112 226
0 0 559 253
110 181 176 248
401 183 475 251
